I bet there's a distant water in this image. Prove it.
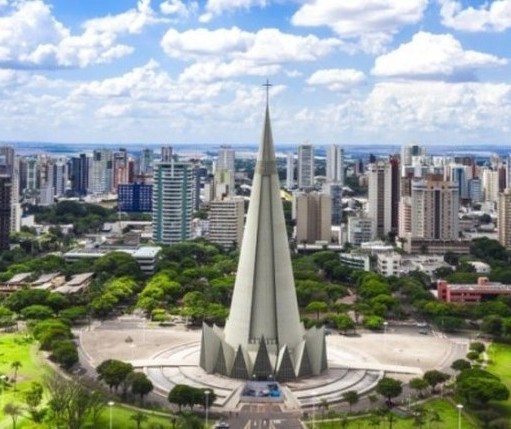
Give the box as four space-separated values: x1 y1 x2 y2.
4 141 511 160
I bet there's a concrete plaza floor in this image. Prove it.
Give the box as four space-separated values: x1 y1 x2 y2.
78 316 469 411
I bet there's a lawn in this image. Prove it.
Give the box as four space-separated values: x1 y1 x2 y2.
487 341 511 416
16 405 176 429
312 399 477 429
0 333 50 426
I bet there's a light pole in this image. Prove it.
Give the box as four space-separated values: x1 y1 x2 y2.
0 374 8 414
312 392 317 429
457 404 463 429
108 401 114 429
204 390 211 428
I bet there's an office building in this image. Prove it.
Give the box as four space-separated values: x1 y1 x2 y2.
411 175 459 240
498 188 511 249
367 160 392 238
347 216 375 245
482 168 500 203
323 182 343 225
71 154 89 196
161 146 173 163
152 160 194 245
286 153 294 189
139 149 154 175
297 143 314 189
200 100 327 381
118 183 153 212
208 198 244 249
0 175 11 251
401 144 426 175
215 145 236 196
295 191 331 244
326 145 344 185
88 149 113 194
53 160 68 197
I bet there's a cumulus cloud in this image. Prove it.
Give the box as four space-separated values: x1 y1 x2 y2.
372 32 507 81
291 0 428 53
0 0 162 69
199 0 269 22
439 0 511 32
161 26 341 81
306 69 366 91
160 0 198 18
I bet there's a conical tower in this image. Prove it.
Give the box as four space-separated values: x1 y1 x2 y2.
200 86 327 380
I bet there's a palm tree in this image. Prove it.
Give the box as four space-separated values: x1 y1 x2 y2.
130 411 148 429
10 361 21 391
339 412 350 429
428 410 443 429
4 402 22 429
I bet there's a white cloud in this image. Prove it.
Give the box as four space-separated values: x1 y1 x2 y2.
363 81 511 132
291 0 428 53
372 32 506 81
0 0 162 69
160 0 198 18
161 26 341 81
439 0 511 32
306 69 366 91
200 0 269 22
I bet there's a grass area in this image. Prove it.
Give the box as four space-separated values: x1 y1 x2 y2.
312 399 477 429
17 405 175 429
487 341 511 417
0 332 50 426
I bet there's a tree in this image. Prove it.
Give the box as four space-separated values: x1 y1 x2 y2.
168 385 194 411
342 390 359 413
24 382 44 423
129 372 154 403
3 402 22 429
457 376 509 405
130 411 149 429
409 378 429 398
363 315 385 331
305 301 328 322
10 361 21 391
451 359 471 372
96 359 133 392
336 314 356 334
423 370 450 393
376 377 402 405
32 318 72 350
470 341 485 354
51 340 79 369
20 304 54 320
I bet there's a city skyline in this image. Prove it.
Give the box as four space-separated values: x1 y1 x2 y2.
0 1 510 146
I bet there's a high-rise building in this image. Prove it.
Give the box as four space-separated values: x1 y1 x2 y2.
323 182 343 225
0 146 15 176
297 143 314 189
295 192 332 244
161 146 173 163
326 145 344 185
389 156 400 233
468 178 482 203
0 175 12 251
118 183 153 212
401 144 426 175
139 149 154 176
411 175 459 240
215 145 235 196
347 216 375 245
152 160 194 245
200 99 327 381
88 149 113 194
368 160 392 238
498 188 511 249
52 159 68 197
113 149 129 191
286 153 294 189
71 154 89 196
208 198 244 250
482 168 500 203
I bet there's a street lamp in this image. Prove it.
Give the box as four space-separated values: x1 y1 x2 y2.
204 390 211 428
108 401 115 429
0 374 8 412
457 404 463 429
312 392 317 429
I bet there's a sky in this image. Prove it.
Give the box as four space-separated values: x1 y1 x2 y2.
0 0 510 147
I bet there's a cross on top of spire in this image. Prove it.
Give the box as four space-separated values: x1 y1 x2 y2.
263 79 272 106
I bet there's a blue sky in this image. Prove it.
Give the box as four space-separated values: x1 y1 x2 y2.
0 0 510 147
